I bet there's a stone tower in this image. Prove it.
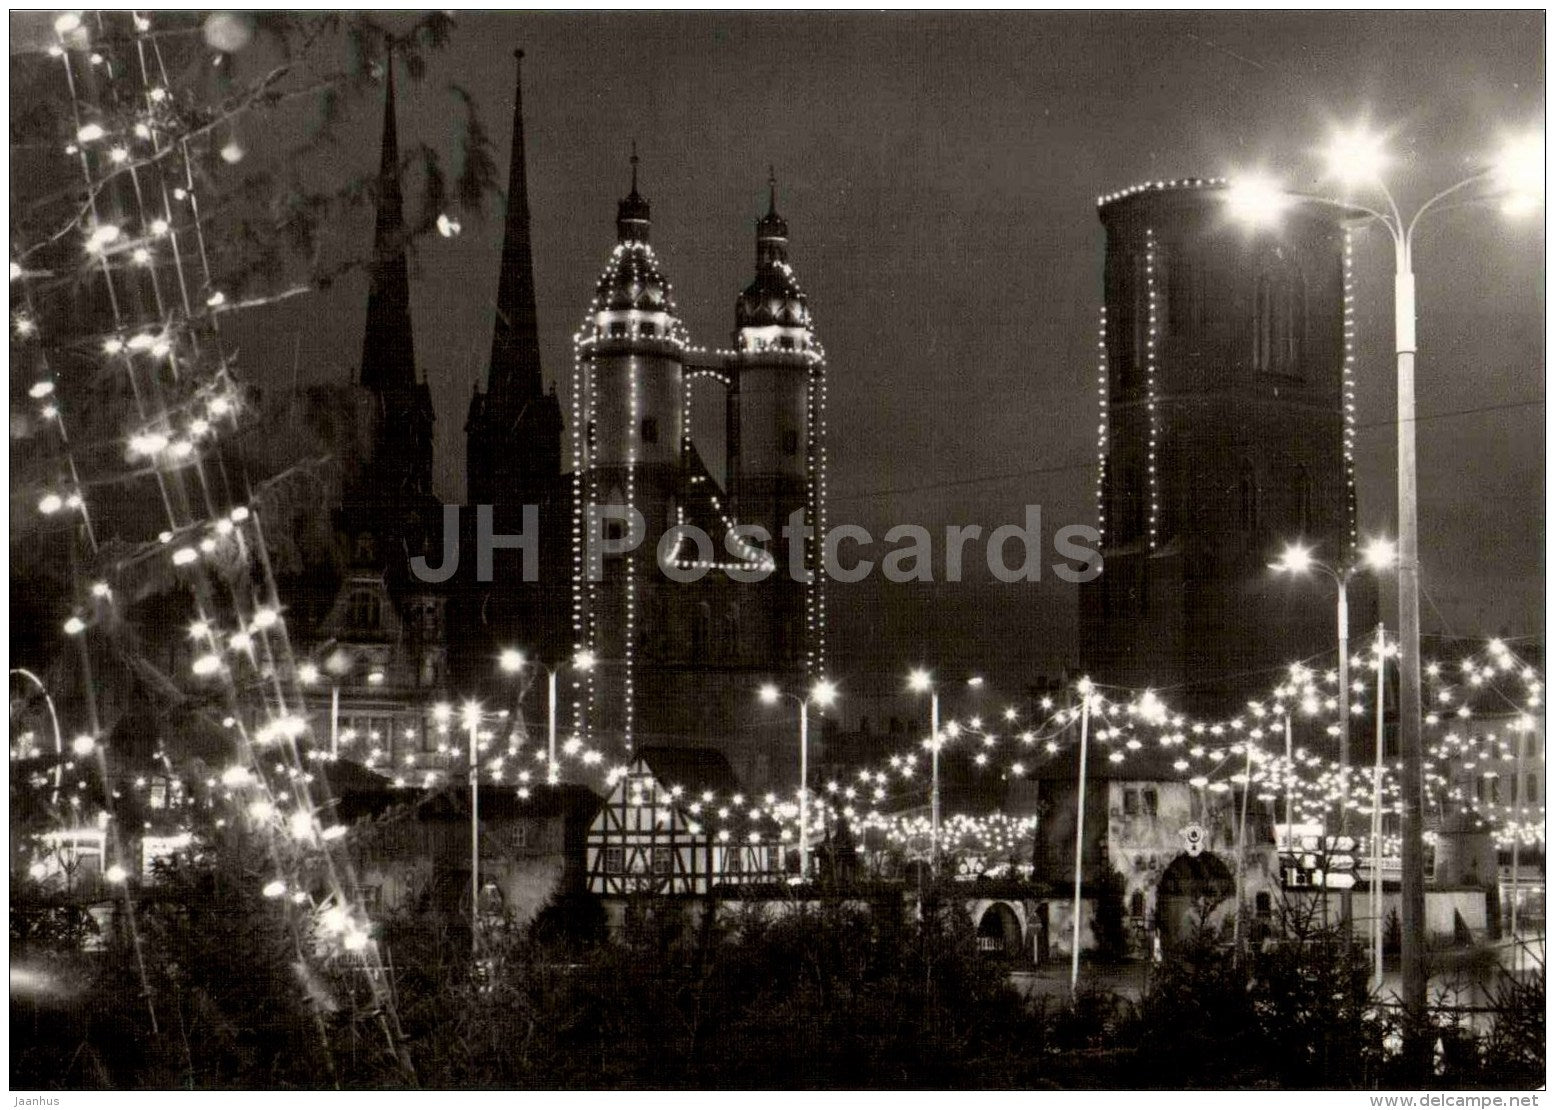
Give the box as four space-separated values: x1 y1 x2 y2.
1078 179 1372 711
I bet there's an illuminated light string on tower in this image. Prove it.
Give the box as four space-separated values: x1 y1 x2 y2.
1094 304 1109 542
1144 227 1161 549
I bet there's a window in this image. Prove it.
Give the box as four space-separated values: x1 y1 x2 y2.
609 321 627 337
604 847 624 874
781 429 799 457
640 416 659 444
1123 789 1139 816
1527 774 1539 804
1129 891 1146 919
637 321 656 338
1239 461 1259 535
1255 891 1272 919
1295 465 1313 535
1253 256 1306 375
652 847 672 875
348 590 381 631
1142 787 1158 817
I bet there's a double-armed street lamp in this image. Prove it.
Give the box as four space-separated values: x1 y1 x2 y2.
1270 538 1397 833
498 647 595 780
759 678 839 881
1231 124 1541 1047
907 669 984 876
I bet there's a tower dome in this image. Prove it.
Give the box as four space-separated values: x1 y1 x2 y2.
735 172 813 343
586 150 684 343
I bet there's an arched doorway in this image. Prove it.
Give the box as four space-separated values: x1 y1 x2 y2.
976 902 1023 958
1158 852 1234 947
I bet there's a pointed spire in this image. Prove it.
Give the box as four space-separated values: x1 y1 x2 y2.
756 164 789 265
360 51 416 392
617 141 651 243
487 46 544 405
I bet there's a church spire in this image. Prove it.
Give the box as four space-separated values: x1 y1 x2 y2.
756 165 789 266
360 52 417 392
616 142 651 243
487 48 544 404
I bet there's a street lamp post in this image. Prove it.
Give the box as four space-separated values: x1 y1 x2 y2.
1233 129 1541 1057
500 648 595 779
760 679 838 881
908 670 981 876
462 700 482 954
1070 677 1094 994
1372 623 1390 989
1270 539 1397 836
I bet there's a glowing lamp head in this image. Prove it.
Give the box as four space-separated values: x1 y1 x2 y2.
1323 126 1390 187
1361 538 1397 571
573 649 596 672
498 648 525 674
297 662 320 684
966 675 985 688
70 734 96 757
1225 173 1290 225
1492 132 1543 210
1270 543 1314 575
811 679 839 707
461 701 482 730
758 684 781 705
104 864 128 884
908 669 933 693
432 702 452 725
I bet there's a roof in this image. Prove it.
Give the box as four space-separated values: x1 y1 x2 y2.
634 746 745 799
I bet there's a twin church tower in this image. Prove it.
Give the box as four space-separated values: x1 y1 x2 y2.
353 52 826 788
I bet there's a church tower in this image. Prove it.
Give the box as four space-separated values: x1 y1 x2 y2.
342 55 438 574
732 172 826 675
570 153 690 749
466 50 563 516
1078 179 1371 711
461 50 567 677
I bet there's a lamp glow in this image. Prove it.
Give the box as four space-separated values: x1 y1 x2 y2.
1225 173 1290 225
1323 126 1390 186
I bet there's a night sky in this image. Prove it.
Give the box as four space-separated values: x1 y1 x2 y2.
223 11 1543 714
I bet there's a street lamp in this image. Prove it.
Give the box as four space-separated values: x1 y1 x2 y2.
1234 126 1541 1047
498 648 595 781
906 670 982 876
759 678 838 881
1270 538 1396 832
462 698 482 953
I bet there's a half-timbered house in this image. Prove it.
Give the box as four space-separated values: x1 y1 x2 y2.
586 747 785 896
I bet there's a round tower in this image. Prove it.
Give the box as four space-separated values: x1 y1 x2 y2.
1078 179 1370 711
571 154 688 748
732 173 824 668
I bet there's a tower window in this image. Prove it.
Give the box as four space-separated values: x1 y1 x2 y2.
781 430 799 457
1142 787 1158 816
637 321 657 338
640 416 659 444
1295 465 1313 535
1239 461 1260 535
1253 255 1306 375
1129 891 1146 919
609 321 628 338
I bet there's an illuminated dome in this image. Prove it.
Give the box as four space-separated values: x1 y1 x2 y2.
735 174 811 333
584 151 684 344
